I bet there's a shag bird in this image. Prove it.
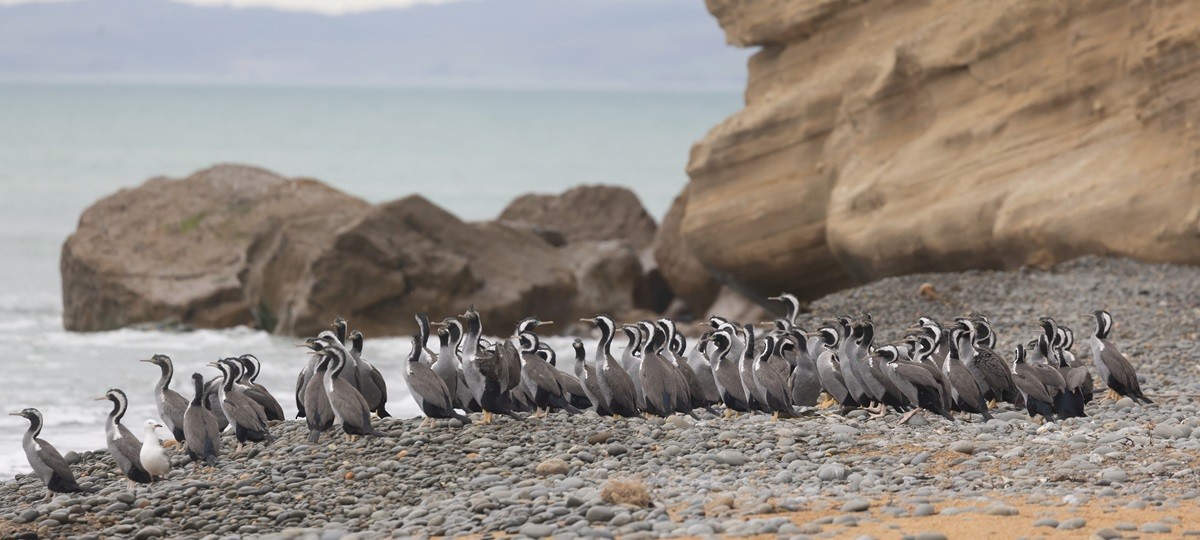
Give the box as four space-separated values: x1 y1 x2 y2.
686 332 722 405
737 323 771 412
579 315 640 417
755 336 797 419
782 329 821 407
962 316 1017 405
302 352 335 443
1083 310 1151 404
140 354 188 441
618 323 646 408
182 373 221 467
661 320 716 415
139 420 170 482
942 329 993 421
429 316 470 411
207 359 274 452
320 346 386 440
9 408 93 498
236 354 285 422
96 389 152 490
638 320 696 419
768 293 803 328
405 333 471 427
571 338 610 415
516 327 582 417
1011 344 1056 422
814 327 857 408
708 327 751 414
348 330 390 417
538 343 592 410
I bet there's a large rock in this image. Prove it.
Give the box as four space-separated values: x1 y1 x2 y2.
653 187 720 315
498 185 658 249
683 0 1200 300
61 164 368 332
62 165 656 336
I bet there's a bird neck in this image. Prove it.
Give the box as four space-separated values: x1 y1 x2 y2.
157 361 173 389
26 415 42 439
190 377 205 407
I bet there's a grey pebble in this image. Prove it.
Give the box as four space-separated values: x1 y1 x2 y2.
1034 518 1059 528
841 499 870 513
912 504 935 517
1059 518 1087 530
1140 522 1172 534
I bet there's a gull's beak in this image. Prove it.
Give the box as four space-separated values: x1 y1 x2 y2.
154 423 163 429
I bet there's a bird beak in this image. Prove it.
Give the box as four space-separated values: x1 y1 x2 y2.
430 322 445 327
8 412 22 416
695 322 709 328
578 318 592 323
93 396 108 401
138 358 153 363
538 321 554 326
154 423 163 429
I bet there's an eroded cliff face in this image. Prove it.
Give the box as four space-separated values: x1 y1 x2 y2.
678 0 1200 304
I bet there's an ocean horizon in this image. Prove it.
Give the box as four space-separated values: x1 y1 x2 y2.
0 82 741 477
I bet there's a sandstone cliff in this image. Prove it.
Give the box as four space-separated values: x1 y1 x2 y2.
62 165 660 336
672 0 1200 307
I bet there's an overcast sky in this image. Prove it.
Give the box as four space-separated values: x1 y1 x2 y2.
0 0 749 88
2 0 459 14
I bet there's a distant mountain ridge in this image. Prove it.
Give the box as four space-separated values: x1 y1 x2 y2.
0 0 750 88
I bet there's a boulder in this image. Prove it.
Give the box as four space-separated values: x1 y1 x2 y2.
62 165 659 336
60 164 368 332
653 187 720 315
283 194 582 337
498 185 658 249
681 0 1200 301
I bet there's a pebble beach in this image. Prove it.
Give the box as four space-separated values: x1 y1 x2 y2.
3 256 1200 539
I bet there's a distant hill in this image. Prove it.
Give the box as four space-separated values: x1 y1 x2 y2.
0 0 750 88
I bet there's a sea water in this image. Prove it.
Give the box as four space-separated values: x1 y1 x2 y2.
0 83 740 477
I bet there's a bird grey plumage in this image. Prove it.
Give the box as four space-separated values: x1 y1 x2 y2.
708 327 751 413
96 389 152 489
737 323 770 412
888 356 954 424
755 336 797 419
183 373 222 467
580 315 640 417
430 317 466 410
140 354 188 442
539 343 592 410
303 353 335 443
1083 310 1151 404
202 376 230 432
208 359 274 451
1011 344 1056 421
405 333 471 426
686 333 722 405
618 324 645 408
236 354 285 422
10 408 93 497
781 330 821 407
942 329 993 421
962 317 1017 404
661 321 716 415
348 330 391 417
636 321 685 417
814 327 856 407
571 338 610 415
321 345 386 438
517 330 582 416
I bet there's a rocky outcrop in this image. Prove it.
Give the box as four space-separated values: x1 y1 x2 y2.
682 0 1200 301
499 185 657 249
653 187 720 314
61 165 369 332
62 165 662 336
